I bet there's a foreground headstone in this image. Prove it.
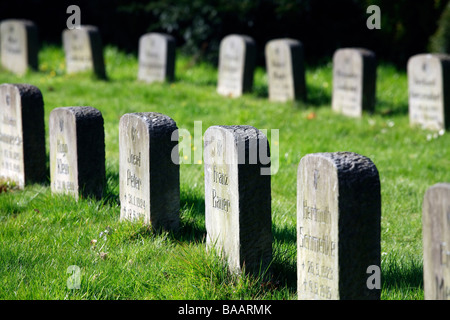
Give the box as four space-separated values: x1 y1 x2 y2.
422 183 450 300
49 106 105 199
217 34 256 98
0 19 38 75
62 25 106 79
265 38 306 102
204 125 272 275
297 152 381 300
0 84 46 188
408 54 450 131
332 48 377 117
138 33 176 83
119 112 179 231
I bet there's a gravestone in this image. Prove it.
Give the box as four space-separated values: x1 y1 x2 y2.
49 106 105 200
119 112 179 231
204 125 272 275
138 33 176 83
265 38 306 102
217 34 256 98
62 25 106 79
0 84 46 188
0 19 38 75
422 183 450 300
407 54 450 131
332 48 377 117
297 152 381 300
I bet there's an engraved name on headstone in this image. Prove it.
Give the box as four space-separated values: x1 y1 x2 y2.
49 106 105 200
265 38 306 102
217 35 256 98
204 125 272 275
422 183 450 300
138 33 176 83
119 112 179 231
62 25 106 79
332 48 377 117
408 54 450 131
297 152 381 300
0 19 38 75
0 84 46 187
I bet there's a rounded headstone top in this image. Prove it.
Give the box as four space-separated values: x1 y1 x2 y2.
76 25 99 32
407 53 450 64
425 182 450 194
333 47 376 59
140 32 175 42
62 25 99 34
300 151 379 177
0 19 36 27
131 112 175 125
207 125 267 144
121 112 177 135
52 106 102 118
266 38 302 47
221 34 255 45
0 83 43 104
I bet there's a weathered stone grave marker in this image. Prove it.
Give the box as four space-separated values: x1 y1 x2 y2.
119 112 179 231
297 152 381 300
0 19 38 75
217 34 256 98
0 84 46 188
422 183 450 300
408 54 450 131
265 38 306 102
332 48 377 117
204 125 272 275
49 106 105 200
62 25 106 79
138 33 176 83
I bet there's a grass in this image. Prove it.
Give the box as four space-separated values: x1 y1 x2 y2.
0 44 449 300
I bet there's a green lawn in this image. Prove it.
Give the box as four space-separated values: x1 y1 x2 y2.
0 45 448 300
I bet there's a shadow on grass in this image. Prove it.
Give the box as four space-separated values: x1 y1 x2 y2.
375 99 409 117
252 83 268 99
305 83 331 107
381 255 424 297
175 194 299 291
269 224 297 291
176 75 218 87
174 191 207 243
0 197 27 217
102 168 120 206
252 80 332 108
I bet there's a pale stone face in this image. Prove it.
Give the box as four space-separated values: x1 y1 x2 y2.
138 33 175 83
297 152 381 300
49 108 79 199
49 106 105 200
63 28 93 73
119 112 179 231
204 126 240 271
422 183 450 300
119 113 151 223
332 49 363 117
332 48 376 118
408 54 450 131
0 20 38 75
297 154 339 300
204 125 272 275
217 35 255 98
0 85 25 187
62 26 106 78
0 83 45 188
265 38 306 102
